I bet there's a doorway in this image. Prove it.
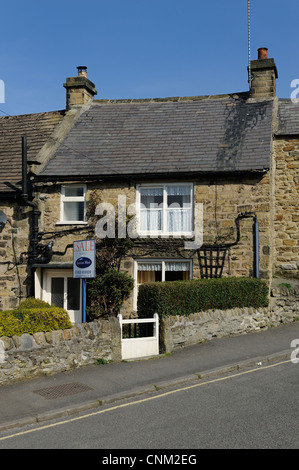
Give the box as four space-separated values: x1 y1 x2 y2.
42 269 82 323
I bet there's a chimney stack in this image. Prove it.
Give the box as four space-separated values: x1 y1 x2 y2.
63 66 97 110
249 48 278 98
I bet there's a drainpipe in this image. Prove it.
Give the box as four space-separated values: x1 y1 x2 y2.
233 212 260 278
21 136 41 296
253 215 260 279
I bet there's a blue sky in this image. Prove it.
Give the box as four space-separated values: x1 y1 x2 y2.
0 0 298 116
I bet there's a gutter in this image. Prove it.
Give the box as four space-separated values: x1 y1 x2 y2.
33 169 269 185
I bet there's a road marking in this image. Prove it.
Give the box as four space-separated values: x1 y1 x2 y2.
0 359 292 442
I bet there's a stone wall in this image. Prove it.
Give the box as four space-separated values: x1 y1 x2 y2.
36 175 272 275
0 317 121 385
0 287 297 384
0 170 275 313
34 174 273 316
0 163 289 314
0 163 293 316
159 287 299 353
273 138 299 278
0 201 30 310
270 283 299 324
193 173 272 280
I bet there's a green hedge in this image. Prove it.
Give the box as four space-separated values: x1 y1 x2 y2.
138 277 269 318
0 298 72 337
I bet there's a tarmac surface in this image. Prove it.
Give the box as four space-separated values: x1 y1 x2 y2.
0 321 299 433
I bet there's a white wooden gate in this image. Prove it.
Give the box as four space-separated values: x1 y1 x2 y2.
118 314 159 360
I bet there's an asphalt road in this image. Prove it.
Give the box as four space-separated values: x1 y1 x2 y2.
0 358 298 450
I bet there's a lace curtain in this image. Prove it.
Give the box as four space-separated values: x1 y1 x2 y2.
139 185 192 232
138 261 190 271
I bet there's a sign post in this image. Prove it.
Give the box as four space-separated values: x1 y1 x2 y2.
73 239 96 323
81 278 86 323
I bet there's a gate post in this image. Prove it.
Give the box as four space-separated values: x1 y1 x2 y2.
153 313 159 355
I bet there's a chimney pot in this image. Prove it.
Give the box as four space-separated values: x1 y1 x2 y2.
258 47 268 60
77 66 88 77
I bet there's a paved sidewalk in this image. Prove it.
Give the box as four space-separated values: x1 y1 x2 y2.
0 321 298 432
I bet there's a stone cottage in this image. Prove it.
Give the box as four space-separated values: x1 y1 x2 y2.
0 48 298 322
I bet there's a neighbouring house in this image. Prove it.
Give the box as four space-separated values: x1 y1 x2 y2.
0 109 65 309
0 49 298 322
272 99 299 277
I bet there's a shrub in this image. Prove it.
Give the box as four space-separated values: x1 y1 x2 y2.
17 297 52 310
138 277 269 318
88 268 134 317
86 223 134 318
0 302 72 338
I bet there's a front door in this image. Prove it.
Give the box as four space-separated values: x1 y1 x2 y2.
43 270 82 323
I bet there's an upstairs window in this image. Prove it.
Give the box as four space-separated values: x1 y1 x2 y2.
60 185 86 223
137 183 193 235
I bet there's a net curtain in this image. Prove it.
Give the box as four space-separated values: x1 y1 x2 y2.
140 185 191 232
137 261 190 271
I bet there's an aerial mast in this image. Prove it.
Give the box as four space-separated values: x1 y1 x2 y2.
248 0 252 86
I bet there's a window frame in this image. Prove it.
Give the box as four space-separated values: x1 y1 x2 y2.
58 184 87 225
133 258 193 311
136 183 194 236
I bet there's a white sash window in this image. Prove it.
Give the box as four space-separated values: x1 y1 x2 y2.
137 183 193 235
139 187 163 232
60 185 86 224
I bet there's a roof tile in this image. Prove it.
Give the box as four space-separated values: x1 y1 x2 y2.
39 95 273 178
0 110 65 194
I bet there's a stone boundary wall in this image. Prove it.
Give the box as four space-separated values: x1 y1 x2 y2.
0 317 121 385
160 287 299 353
0 288 298 384
270 284 299 324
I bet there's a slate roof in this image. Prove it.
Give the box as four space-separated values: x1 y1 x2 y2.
0 110 65 195
276 99 299 135
37 94 274 180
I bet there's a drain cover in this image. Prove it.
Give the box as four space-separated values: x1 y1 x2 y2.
33 382 92 400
